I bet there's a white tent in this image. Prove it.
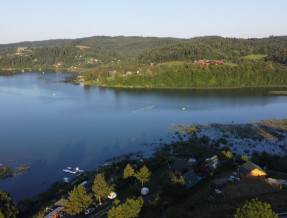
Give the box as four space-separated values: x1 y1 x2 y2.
141 187 149 195
108 192 117 199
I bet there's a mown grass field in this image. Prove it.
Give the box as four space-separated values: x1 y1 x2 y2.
242 54 267 60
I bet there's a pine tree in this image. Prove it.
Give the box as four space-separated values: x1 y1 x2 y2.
135 165 151 186
123 164 135 179
92 174 110 205
65 185 92 215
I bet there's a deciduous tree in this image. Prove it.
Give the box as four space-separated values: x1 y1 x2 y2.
0 190 18 218
108 196 144 218
234 198 277 218
222 150 233 159
241 155 250 162
169 172 185 185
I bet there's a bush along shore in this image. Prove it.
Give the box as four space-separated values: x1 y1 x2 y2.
1 118 287 217
0 165 30 179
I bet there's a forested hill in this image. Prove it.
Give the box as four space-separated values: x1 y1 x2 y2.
1 36 287 67
0 39 73 50
138 36 287 64
0 36 183 59
1 35 287 88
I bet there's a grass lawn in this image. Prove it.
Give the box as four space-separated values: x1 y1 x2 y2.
242 54 267 60
222 178 279 199
258 188 287 213
106 75 115 81
224 62 237 67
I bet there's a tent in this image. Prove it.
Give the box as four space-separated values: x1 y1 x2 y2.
108 192 117 199
141 187 149 195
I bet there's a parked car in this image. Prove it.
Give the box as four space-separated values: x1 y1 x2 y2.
228 176 240 181
85 208 95 215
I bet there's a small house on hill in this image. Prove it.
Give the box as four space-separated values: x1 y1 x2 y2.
171 159 192 176
200 155 221 174
108 70 117 76
43 207 64 218
239 161 267 178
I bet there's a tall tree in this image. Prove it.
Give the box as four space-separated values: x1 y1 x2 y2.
65 185 92 215
108 196 144 218
234 198 277 218
92 174 110 205
0 190 18 218
123 164 135 179
135 165 151 186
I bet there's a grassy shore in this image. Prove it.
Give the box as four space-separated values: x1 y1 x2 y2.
83 79 287 90
269 91 287 95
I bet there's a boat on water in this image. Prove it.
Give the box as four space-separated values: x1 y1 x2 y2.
62 167 84 174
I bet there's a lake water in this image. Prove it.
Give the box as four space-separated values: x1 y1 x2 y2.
0 72 287 201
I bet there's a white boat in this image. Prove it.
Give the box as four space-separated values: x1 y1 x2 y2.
62 169 72 173
63 177 69 182
62 167 84 174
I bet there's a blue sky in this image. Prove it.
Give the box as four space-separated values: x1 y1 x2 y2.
0 0 286 44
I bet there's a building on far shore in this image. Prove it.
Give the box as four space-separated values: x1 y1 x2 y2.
239 161 267 178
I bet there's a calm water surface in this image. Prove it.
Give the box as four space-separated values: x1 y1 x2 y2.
0 72 287 201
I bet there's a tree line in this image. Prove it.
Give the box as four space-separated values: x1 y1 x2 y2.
85 60 287 88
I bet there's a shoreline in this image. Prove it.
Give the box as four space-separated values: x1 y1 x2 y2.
2 70 287 91
83 80 287 90
13 118 287 217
